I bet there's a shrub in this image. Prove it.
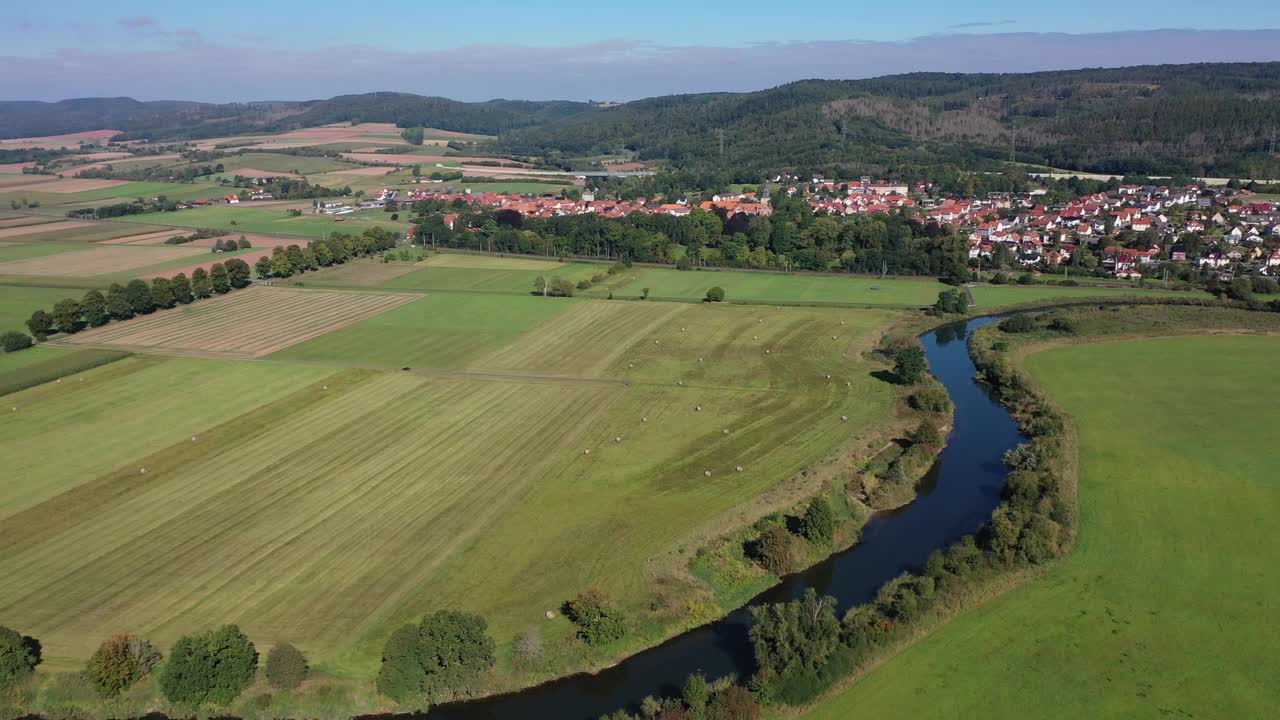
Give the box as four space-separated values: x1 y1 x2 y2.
998 313 1037 333
989 272 1010 285
893 345 927 384
1046 316 1076 334
576 279 591 290
512 628 544 667
25 309 53 340
1 330 33 353
705 286 726 302
707 685 760 720
800 497 835 545
85 634 162 698
376 610 495 703
749 588 840 682
265 642 308 690
908 385 952 413
591 273 606 283
565 590 627 646
1017 272 1035 285
51 298 82 335
158 625 257 706
0 625 40 689
749 525 799 576
910 419 944 448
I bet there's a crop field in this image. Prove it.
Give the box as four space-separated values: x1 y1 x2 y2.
804 335 1280 719
2 282 897 679
0 182 226 213
0 220 96 240
969 283 1212 307
383 254 600 292
0 242 85 263
0 244 203 277
58 286 419 358
0 282 97 333
204 152 362 175
597 266 951 306
117 204 412 239
286 258 427 286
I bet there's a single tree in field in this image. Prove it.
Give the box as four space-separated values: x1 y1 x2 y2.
85 634 162 698
894 345 927 385
0 625 40 689
50 298 83 335
376 611 495 703
170 273 193 304
265 642 308 690
151 277 175 309
705 286 726 302
105 283 133 320
191 268 212 299
158 625 256 706
25 309 53 340
125 279 154 315
80 290 109 327
209 263 231 294
1 331 33 353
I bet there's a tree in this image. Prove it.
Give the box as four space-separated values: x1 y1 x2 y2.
151 277 175 309
1 330 33 352
191 268 212 299
105 283 133 320
125 279 154 315
930 288 967 315
51 298 82 334
224 258 252 288
255 256 273 279
749 524 798 576
271 249 293 278
171 273 193 304
564 589 627 646
401 127 425 145
81 290 109 327
801 497 835 545
748 588 840 682
0 625 40 689
893 345 927 384
376 611 496 703
910 419 944 448
237 235 251 250
209 263 231 294
705 286 726 302
707 685 760 720
158 625 257 706
265 642 308 690
683 672 711 720
25 309 53 340
85 634 162 698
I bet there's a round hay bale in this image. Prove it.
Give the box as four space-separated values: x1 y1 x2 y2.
56 379 61 383
628 363 634 368
753 335 758 340
191 436 197 442
641 416 648 423
678 380 684 386
584 449 591 455
832 335 838 340
704 470 712 477
681 327 686 332
654 340 660 345
545 610 556 620
79 378 84 382
765 349 771 354
698 357 703 363
11 407 17 412
840 415 848 422
826 374 831 379
736 466 743 472
323 385 328 390
615 436 622 443
140 468 147 474
840 321 846 325
722 429 729 434
695 405 702 412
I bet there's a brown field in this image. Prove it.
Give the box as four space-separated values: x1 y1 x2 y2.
0 178 130 194
97 229 189 245
295 259 422 286
0 220 96 239
68 154 180 176
0 130 121 150
143 247 276 278
341 153 526 166
59 286 420 357
0 241 15 248
0 163 36 173
109 231 300 249
231 168 302 179
0 175 56 189
0 245 203 277
190 123 413 151
0 216 60 229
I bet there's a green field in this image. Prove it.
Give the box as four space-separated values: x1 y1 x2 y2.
210 152 360 175
969 283 1212 307
1 287 897 690
804 334 1280 719
117 204 411 239
597 267 951 306
0 182 226 212
382 253 600 293
0 283 96 333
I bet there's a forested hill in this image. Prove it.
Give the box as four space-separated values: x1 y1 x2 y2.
498 63 1280 179
3 63 1277 177
0 94 592 141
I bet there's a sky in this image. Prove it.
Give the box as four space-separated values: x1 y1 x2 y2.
2 1 1279 102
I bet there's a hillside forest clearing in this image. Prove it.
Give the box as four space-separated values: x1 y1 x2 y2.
1 291 898 690
55 286 421 358
802 333 1280 719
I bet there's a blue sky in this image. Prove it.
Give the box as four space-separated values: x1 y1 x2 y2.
2 1 1279 101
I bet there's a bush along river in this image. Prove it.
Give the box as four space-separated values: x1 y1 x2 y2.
380 316 1025 720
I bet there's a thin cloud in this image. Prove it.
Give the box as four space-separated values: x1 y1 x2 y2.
118 16 158 30
946 20 1016 30
2 29 1279 103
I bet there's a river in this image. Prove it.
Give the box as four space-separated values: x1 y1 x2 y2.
398 316 1025 720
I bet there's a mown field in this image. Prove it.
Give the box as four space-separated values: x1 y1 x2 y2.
593 266 950 306
804 334 1280 719
1 289 897 689
116 204 412 239
969 283 1213 308
0 283 95 334
380 253 601 293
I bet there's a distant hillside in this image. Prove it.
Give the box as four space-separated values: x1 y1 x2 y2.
3 63 1277 177
497 63 1280 179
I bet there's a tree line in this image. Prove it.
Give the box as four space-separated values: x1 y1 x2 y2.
411 198 969 279
251 227 400 280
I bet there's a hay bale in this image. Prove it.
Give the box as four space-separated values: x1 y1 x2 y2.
765 349 771 354
323 385 328 390
584 449 591 455
545 610 556 620
826 374 831 379
753 335 759 340
722 429 730 434
678 381 684 386
832 335 838 340
695 405 702 412
140 468 147 474
840 415 848 422
191 436 197 442
641 416 648 423
615 436 622 443
736 466 743 472
628 363 634 368
704 470 712 477
56 379 61 383
654 340 660 345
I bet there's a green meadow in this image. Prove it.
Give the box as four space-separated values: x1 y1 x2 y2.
803 334 1280 719
969 283 1212 308
117 204 412 238
0 283 96 334
596 266 951 306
